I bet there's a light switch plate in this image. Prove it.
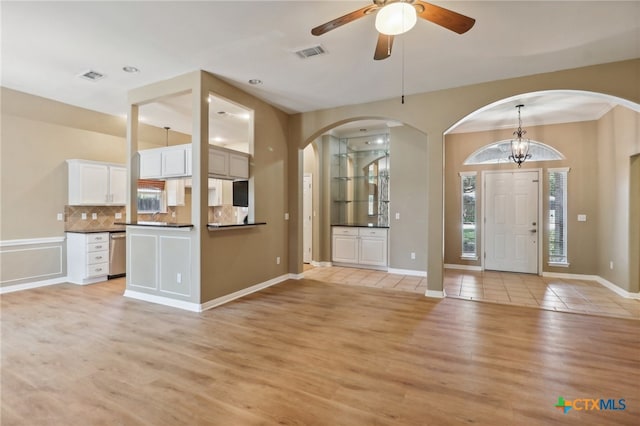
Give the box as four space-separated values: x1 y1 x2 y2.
92 213 98 220
395 213 400 220
577 214 587 222
56 213 63 221
115 212 122 219
81 213 87 220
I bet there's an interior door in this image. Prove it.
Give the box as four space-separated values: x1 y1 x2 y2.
484 171 539 274
303 174 313 263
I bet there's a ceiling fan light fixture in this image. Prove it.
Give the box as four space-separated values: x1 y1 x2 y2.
375 2 417 36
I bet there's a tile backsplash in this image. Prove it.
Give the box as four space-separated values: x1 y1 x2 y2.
209 205 248 224
65 205 126 231
65 204 247 230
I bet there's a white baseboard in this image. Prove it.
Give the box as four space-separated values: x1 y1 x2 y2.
289 272 305 280
0 276 68 294
542 271 640 299
310 261 332 268
387 268 427 277
425 289 447 299
542 271 598 280
199 273 291 311
445 263 483 272
124 290 202 312
595 276 640 300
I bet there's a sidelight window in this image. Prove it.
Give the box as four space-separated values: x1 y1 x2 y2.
548 168 569 266
460 172 477 259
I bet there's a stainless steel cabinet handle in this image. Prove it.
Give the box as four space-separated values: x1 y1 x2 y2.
529 229 537 233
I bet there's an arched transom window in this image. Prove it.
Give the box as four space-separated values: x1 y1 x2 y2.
464 140 565 165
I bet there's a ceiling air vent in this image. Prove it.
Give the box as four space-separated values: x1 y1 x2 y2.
78 70 105 82
295 45 327 59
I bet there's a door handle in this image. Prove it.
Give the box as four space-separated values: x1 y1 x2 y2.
529 229 537 233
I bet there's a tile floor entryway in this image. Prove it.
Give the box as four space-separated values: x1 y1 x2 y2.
303 265 640 320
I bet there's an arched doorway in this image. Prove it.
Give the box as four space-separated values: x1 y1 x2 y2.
298 118 430 286
442 89 640 309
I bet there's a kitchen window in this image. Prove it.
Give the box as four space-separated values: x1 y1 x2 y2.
460 172 477 259
137 180 166 213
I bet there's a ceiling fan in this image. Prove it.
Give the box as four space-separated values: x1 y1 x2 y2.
311 0 476 60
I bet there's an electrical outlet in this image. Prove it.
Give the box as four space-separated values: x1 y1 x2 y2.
91 213 97 220
115 212 122 220
81 213 87 220
610 261 614 270
56 213 63 221
172 212 176 218
177 273 182 284
284 213 289 220
276 257 281 265
395 212 400 220
411 252 416 260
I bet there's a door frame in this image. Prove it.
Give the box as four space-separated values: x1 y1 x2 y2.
481 168 543 275
303 173 313 263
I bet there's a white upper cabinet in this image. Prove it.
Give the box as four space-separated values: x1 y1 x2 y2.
166 179 186 206
139 144 190 179
228 152 249 179
209 148 228 177
139 144 249 180
109 166 127 205
209 146 249 179
67 160 126 206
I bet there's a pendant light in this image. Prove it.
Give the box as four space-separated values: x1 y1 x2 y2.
509 105 532 168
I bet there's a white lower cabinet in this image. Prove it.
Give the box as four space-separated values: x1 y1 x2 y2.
67 232 109 284
332 227 388 268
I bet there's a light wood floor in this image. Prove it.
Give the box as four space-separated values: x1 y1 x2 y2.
2 278 639 425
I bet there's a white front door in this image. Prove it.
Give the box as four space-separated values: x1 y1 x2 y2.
484 171 539 274
303 174 313 263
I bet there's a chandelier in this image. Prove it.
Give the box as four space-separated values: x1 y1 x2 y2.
509 104 531 168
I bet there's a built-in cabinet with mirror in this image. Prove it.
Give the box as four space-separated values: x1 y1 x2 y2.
331 133 390 227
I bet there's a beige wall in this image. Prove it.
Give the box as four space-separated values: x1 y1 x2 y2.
290 59 640 293
444 120 600 275
389 125 428 271
198 72 290 302
596 106 640 292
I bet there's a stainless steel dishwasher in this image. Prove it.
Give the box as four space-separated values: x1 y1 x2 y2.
109 232 126 278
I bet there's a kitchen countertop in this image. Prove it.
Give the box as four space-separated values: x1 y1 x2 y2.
118 222 194 228
207 222 266 230
331 224 390 229
66 227 126 233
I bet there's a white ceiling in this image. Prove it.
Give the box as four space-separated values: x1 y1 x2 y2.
2 1 639 136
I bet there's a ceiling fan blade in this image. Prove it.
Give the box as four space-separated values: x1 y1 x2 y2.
311 4 379 36
374 33 394 60
415 1 476 34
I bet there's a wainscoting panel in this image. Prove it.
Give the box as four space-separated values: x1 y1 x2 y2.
0 237 66 289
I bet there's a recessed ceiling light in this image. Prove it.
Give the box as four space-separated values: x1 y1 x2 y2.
122 66 140 73
248 79 262 85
